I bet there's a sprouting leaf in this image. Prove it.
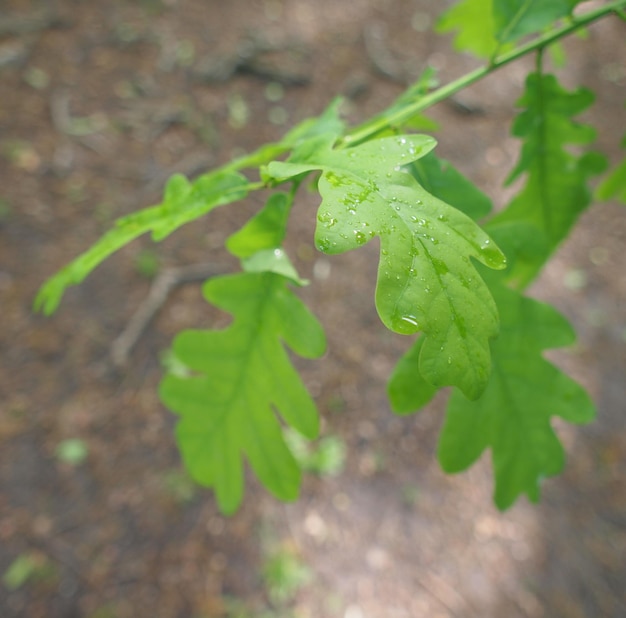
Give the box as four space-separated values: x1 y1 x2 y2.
487 72 607 288
159 272 326 514
268 134 506 399
436 0 500 58
492 0 574 44
438 283 595 509
35 170 248 315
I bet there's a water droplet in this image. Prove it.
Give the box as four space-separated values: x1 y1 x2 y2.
447 356 452 365
354 231 367 245
317 238 330 251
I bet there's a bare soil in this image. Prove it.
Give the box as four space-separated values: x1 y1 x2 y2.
1 1 625 617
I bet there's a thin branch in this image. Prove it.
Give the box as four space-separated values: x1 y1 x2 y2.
343 0 626 146
110 262 228 367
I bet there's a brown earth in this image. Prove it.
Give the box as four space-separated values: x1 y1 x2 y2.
1 1 625 617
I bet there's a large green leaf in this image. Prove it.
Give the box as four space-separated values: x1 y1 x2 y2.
34 171 248 315
159 272 326 514
487 72 606 288
268 135 506 399
492 0 576 43
438 283 595 509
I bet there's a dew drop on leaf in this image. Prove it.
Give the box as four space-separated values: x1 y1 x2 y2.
354 231 367 245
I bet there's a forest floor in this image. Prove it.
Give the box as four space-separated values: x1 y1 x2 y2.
0 1 625 617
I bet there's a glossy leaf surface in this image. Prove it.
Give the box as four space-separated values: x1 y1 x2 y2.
269 135 506 399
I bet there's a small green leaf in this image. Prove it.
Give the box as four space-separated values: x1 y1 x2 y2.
438 283 595 509
159 272 326 514
436 0 500 58
268 135 506 399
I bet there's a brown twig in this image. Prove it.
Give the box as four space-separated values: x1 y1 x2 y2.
110 262 228 367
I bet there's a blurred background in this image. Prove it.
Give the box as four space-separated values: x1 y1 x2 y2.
1 0 625 616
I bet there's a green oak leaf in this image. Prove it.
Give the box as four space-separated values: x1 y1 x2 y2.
438 283 595 509
493 0 576 44
159 271 326 514
34 170 248 315
388 155 494 410
487 72 607 288
268 134 506 399
436 0 500 58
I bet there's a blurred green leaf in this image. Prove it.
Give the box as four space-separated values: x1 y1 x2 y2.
55 439 88 465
